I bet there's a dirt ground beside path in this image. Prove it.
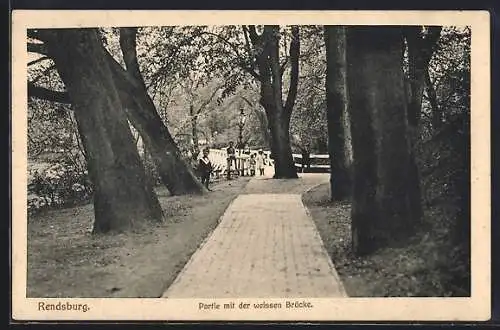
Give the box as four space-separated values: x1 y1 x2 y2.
303 183 469 297
27 177 250 298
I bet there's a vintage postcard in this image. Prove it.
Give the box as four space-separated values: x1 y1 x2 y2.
12 10 490 321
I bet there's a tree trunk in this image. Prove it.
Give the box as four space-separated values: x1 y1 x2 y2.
347 27 412 255
263 99 297 178
257 109 271 149
405 35 426 224
120 91 205 195
404 26 442 222
324 26 352 200
40 28 163 233
404 26 441 127
118 28 205 195
255 25 298 179
190 105 200 157
425 69 442 131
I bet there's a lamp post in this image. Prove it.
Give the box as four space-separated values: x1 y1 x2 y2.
238 106 246 150
237 106 247 176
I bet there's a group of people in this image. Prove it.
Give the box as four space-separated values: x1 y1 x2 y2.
197 141 268 191
248 150 267 176
225 141 267 178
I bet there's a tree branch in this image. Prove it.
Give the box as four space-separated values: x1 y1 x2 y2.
279 57 289 77
119 27 147 89
284 26 300 113
247 25 260 46
28 56 50 66
239 95 254 108
149 29 204 84
27 42 48 56
200 30 261 81
422 26 442 63
27 82 71 104
425 67 441 125
104 50 138 88
242 26 253 55
309 84 325 93
195 84 223 115
151 28 261 85
242 26 259 75
27 29 41 40
242 64 262 81
404 25 442 67
30 64 57 85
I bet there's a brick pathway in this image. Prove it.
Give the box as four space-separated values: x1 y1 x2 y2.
162 171 347 298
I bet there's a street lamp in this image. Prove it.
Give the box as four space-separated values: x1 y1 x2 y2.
237 107 247 176
237 106 247 151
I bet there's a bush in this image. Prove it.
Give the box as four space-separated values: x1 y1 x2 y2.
28 160 92 215
418 109 471 296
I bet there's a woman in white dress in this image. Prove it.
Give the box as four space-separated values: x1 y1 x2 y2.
255 150 265 176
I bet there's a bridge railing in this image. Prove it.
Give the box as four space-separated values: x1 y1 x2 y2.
197 148 274 178
292 153 331 172
196 149 330 177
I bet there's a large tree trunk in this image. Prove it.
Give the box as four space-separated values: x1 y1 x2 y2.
324 25 352 200
254 25 299 179
347 27 412 255
118 28 205 195
404 26 442 222
261 94 297 178
40 28 163 233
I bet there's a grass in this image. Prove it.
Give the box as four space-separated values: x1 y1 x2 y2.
303 183 470 297
27 177 251 298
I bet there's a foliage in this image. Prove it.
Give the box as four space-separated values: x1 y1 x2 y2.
418 109 471 295
290 59 328 153
28 160 92 214
290 26 328 154
413 26 471 294
25 24 472 294
421 26 471 137
27 96 92 214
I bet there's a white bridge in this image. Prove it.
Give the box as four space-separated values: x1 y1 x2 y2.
200 149 330 179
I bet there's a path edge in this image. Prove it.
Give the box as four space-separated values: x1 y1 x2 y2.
160 181 249 298
300 181 349 297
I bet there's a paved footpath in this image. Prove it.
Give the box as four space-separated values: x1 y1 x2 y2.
162 168 347 298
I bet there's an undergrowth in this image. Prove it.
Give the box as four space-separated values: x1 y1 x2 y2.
305 112 470 297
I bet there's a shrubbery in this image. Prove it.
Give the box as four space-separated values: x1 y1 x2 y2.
28 160 92 215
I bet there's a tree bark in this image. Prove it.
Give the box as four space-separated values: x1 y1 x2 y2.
347 27 412 255
39 28 163 233
324 26 352 201
404 26 442 127
253 25 298 179
404 26 442 222
117 28 205 195
425 68 442 131
190 104 200 157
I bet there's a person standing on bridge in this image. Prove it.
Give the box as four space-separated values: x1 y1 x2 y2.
226 141 237 179
198 147 213 191
256 150 265 176
249 153 256 176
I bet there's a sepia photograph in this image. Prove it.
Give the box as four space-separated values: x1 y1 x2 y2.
11 10 490 321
